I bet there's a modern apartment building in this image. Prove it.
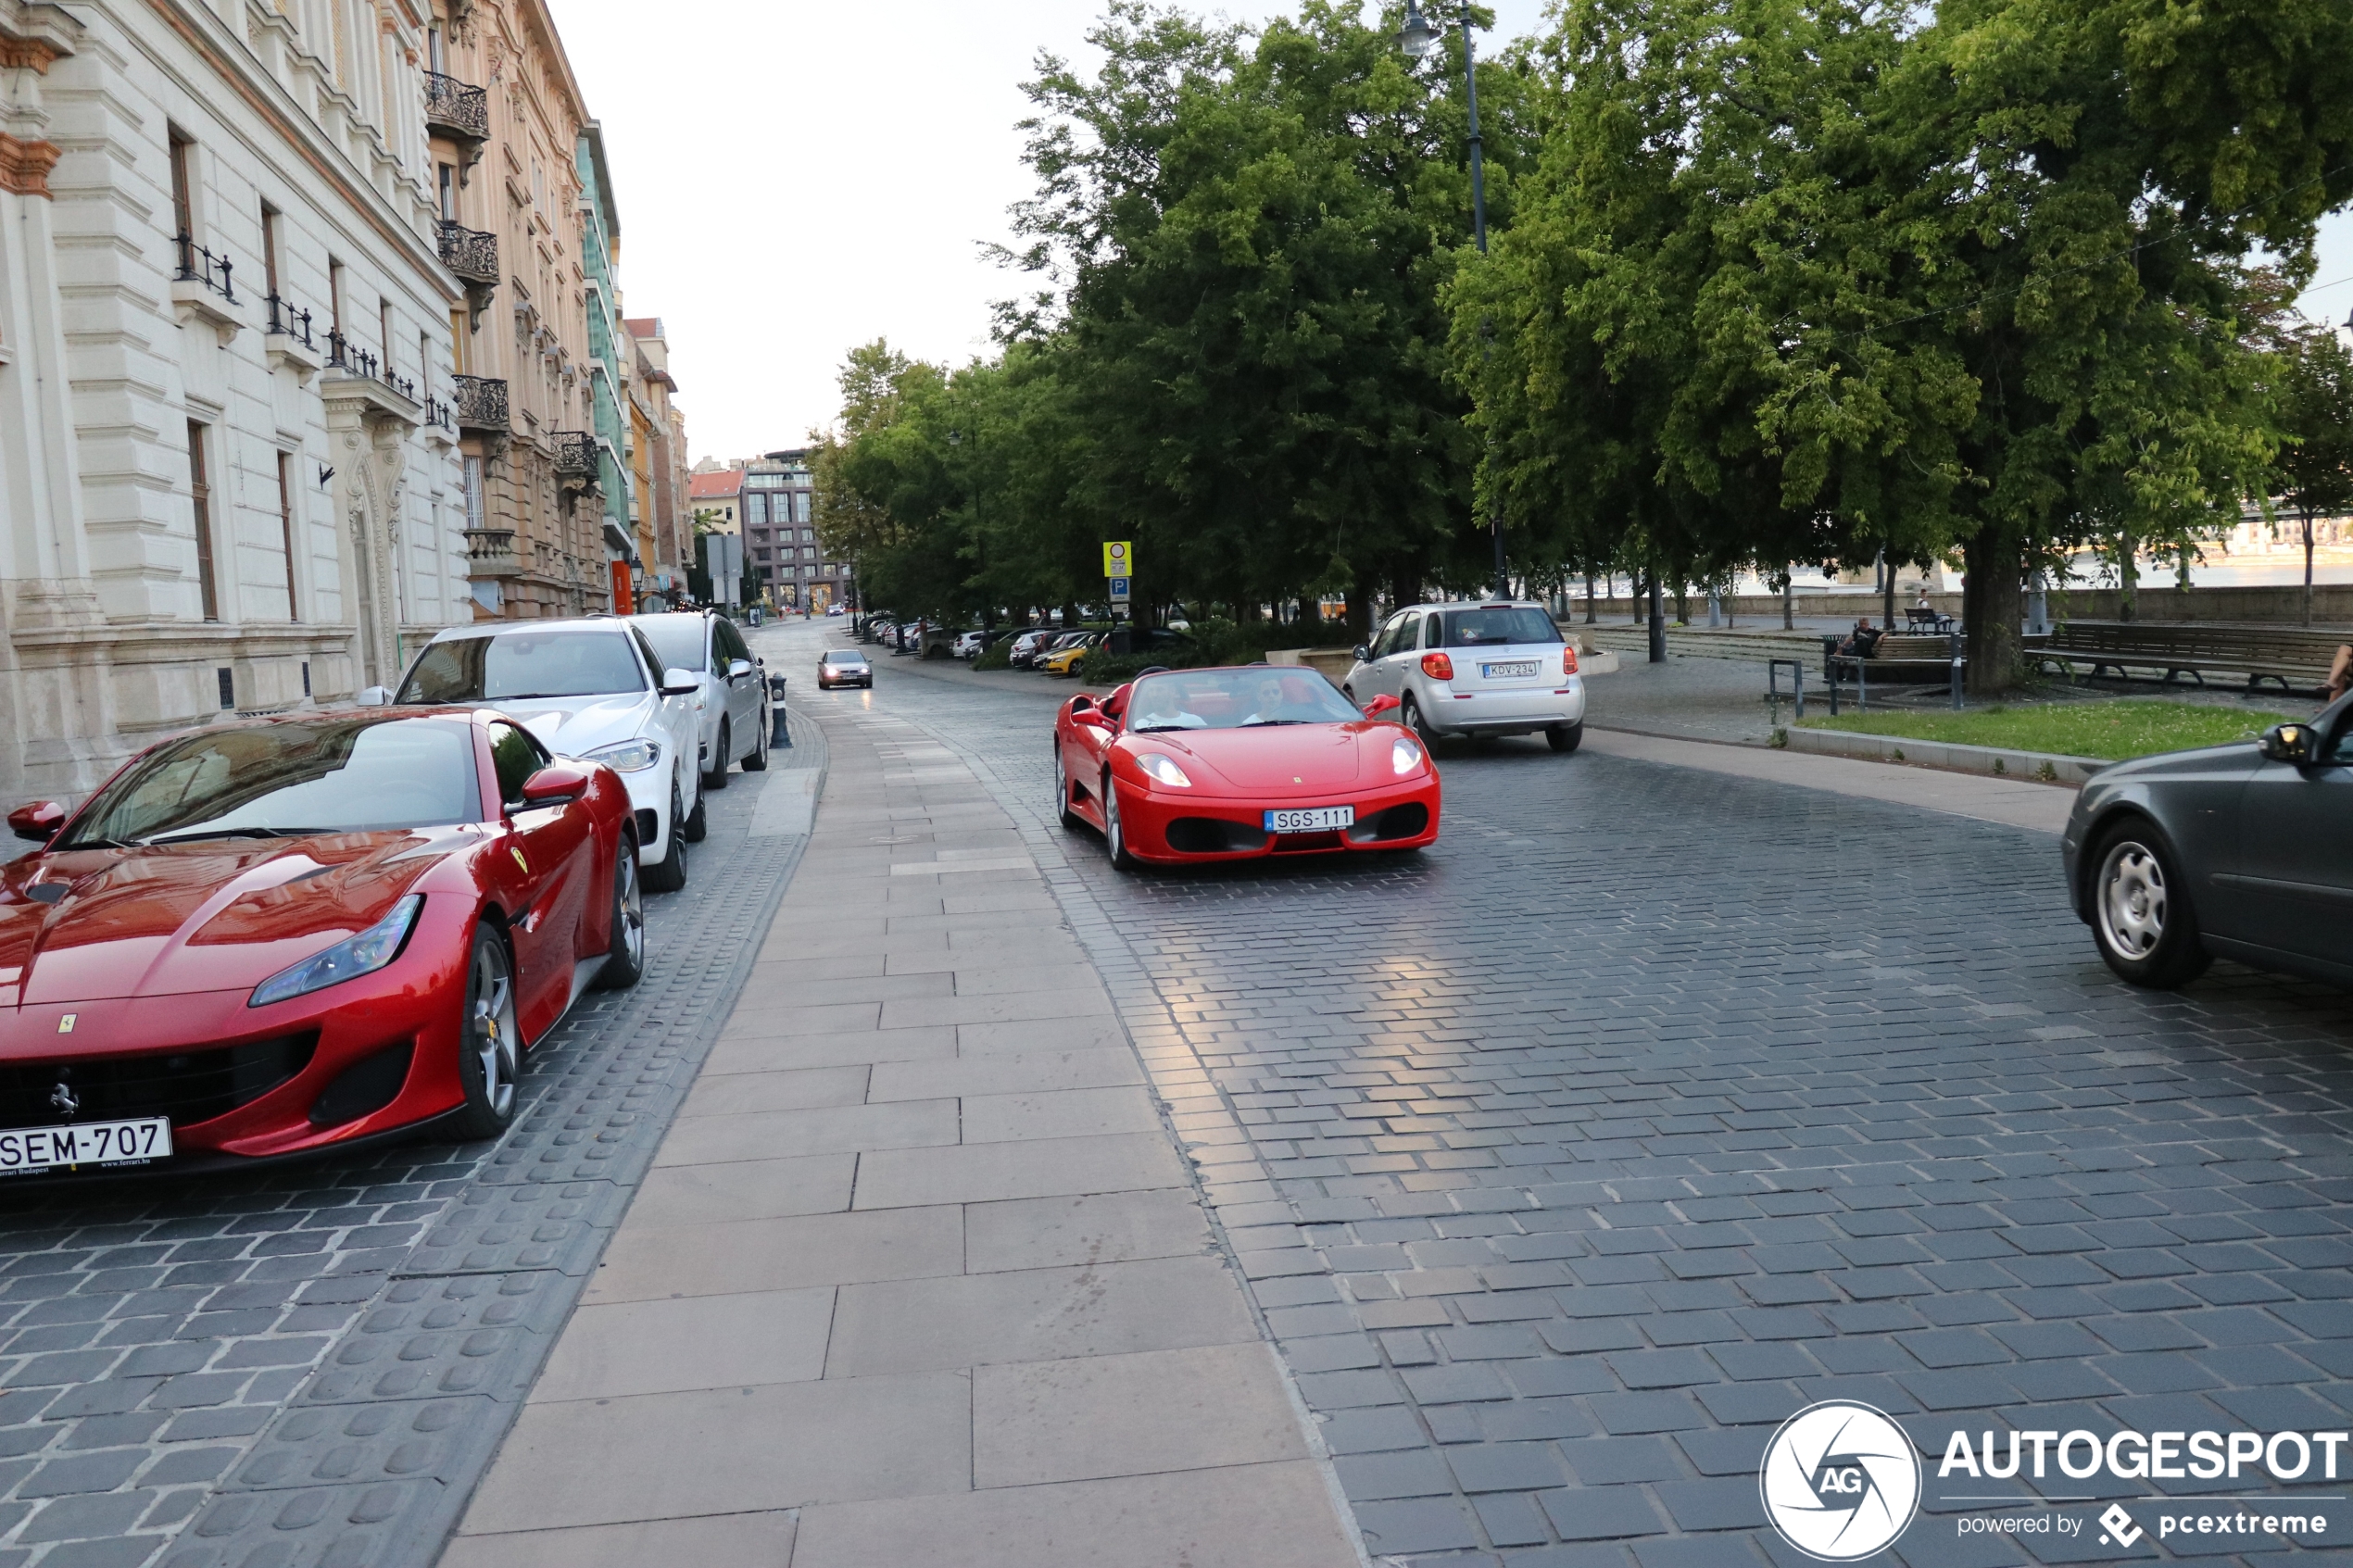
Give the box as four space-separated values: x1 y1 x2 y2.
0 0 472 798
746 450 849 611
428 0 610 621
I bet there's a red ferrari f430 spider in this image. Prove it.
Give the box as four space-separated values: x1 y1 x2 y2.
0 708 643 1179
1053 665 1441 868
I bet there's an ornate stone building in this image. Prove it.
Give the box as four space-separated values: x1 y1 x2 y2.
622 315 689 608
0 0 472 797
428 0 606 620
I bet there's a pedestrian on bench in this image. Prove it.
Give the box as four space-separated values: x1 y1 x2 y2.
1838 618 1883 659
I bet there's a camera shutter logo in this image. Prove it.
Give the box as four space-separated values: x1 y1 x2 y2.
1759 1400 1921 1560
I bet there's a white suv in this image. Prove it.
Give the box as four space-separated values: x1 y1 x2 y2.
392 618 705 889
1341 601 1586 751
630 610 771 791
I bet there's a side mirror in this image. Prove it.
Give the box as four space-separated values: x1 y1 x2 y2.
660 667 699 697
1362 694 1403 721
727 659 754 681
355 686 392 707
1351 645 1371 664
2259 722 2318 765
8 802 65 843
515 762 591 810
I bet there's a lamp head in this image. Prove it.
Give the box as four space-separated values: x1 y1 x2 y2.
947 429 963 446
1400 1 1442 58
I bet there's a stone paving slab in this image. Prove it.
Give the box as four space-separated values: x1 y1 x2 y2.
862 646 2353 1568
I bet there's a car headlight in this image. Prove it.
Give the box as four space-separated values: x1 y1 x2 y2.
1137 753 1191 788
584 738 663 772
250 894 422 1008
1392 736 1425 775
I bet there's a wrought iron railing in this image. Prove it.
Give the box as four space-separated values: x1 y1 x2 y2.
264 295 315 347
436 221 498 285
452 374 509 432
173 233 237 301
380 358 416 401
423 72 490 141
425 395 455 433
552 430 598 479
324 330 376 379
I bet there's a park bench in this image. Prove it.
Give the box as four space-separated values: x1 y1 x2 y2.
2032 621 2343 694
1904 606 1956 633
1819 633 1964 684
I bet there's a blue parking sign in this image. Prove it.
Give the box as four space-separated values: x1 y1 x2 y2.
1109 576 1131 599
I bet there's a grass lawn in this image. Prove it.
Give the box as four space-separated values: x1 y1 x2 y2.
1798 699 2297 761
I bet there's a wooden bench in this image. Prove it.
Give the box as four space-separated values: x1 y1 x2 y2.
1819 633 1964 684
1903 606 1956 633
2032 621 2343 693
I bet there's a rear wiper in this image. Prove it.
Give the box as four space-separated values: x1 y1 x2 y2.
142 827 333 847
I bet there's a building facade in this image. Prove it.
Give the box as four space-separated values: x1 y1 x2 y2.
574 124 631 611
430 0 608 621
621 315 688 608
744 450 848 610
0 0 473 799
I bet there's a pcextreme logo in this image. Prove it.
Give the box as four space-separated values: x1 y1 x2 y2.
1759 1400 1923 1561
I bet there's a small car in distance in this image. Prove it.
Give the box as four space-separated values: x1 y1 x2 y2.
1009 629 1060 669
1038 633 1101 677
630 610 771 792
1052 665 1441 870
2062 697 2353 991
1342 601 1585 751
827 604 846 616
953 632 988 660
819 648 874 689
0 708 645 1176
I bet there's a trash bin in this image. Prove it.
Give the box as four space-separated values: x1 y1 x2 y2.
768 672 790 748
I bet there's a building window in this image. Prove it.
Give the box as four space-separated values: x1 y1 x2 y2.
188 420 218 621
438 163 455 222
328 259 345 336
277 451 299 621
802 546 816 561
801 528 813 543
168 129 195 270
464 456 485 530
259 202 281 297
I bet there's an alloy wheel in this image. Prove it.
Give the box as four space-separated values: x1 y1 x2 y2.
2097 840 2166 959
468 939 519 1121
616 849 645 971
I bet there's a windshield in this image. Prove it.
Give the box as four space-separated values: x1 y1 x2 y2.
397 630 647 703
1127 668 1363 732
631 614 709 673
1438 608 1562 648
822 650 867 665
63 718 480 847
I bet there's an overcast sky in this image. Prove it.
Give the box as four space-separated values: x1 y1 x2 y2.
549 0 2353 465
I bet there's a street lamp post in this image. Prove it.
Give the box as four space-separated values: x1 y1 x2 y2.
1402 0 1506 599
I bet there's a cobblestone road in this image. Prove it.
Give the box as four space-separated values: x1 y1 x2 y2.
0 697 818 1568
826 642 2353 1568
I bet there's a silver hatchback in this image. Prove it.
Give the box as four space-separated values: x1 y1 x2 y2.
1341 601 1586 751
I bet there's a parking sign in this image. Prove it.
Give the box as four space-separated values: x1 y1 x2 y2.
1108 577 1131 600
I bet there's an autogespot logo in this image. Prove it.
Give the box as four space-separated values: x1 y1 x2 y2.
1760 1400 1922 1561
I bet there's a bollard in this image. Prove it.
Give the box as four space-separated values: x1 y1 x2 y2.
768 672 791 748
1949 630 1964 710
1768 658 1805 721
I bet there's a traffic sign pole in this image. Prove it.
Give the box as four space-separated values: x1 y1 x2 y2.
1104 542 1135 655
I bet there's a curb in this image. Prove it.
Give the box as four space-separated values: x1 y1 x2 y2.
1782 723 2102 784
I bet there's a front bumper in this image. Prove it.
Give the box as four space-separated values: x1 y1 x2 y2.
1115 774 1441 864
618 763 672 863
0 924 473 1176
1420 679 1586 735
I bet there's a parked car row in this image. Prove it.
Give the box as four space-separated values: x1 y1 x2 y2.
0 609 778 1184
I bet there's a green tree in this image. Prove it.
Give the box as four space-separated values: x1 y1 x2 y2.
2269 319 2353 623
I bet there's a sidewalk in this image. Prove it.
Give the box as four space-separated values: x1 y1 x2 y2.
441 702 1360 1567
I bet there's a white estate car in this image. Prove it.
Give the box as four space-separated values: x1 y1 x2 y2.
390 618 705 890
631 610 772 791
1341 601 1586 752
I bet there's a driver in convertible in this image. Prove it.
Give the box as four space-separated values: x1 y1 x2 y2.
1243 673 1329 725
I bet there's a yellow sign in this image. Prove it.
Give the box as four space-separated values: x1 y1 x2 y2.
1102 541 1133 579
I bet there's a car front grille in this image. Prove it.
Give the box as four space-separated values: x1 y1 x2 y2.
1165 818 1271 855
1348 803 1430 843
0 1036 316 1128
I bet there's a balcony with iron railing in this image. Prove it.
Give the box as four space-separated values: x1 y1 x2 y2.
173 233 237 302
424 71 489 145
552 430 598 480
436 221 498 287
452 374 509 434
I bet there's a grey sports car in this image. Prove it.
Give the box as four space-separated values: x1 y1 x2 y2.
2062 696 2353 989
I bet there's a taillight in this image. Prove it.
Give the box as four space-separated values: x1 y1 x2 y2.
1421 652 1453 681
1563 646 1579 675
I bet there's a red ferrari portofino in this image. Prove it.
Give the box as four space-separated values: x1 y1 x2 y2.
1053 666 1441 868
0 708 643 1179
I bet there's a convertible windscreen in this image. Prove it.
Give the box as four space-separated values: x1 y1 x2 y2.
397 631 647 703
63 718 481 847
1127 669 1363 731
1439 608 1562 647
